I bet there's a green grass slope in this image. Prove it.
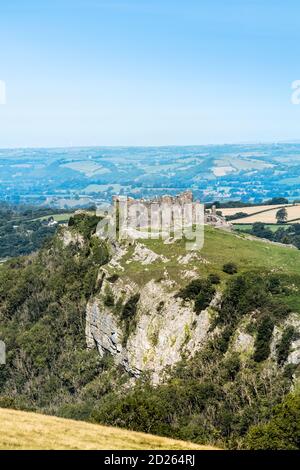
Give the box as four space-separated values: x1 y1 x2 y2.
112 226 300 311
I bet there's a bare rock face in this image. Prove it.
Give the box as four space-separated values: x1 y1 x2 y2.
129 243 169 265
233 331 255 354
60 228 85 247
85 275 213 383
85 240 300 384
86 301 123 356
288 339 300 365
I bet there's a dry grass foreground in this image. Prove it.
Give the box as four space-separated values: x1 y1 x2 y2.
0 408 217 450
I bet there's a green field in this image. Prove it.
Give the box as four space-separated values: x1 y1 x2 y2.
35 212 74 222
233 223 289 233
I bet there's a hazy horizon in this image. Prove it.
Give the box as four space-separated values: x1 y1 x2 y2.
2 139 300 151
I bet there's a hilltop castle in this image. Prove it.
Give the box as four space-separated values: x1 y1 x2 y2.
112 190 194 208
111 191 228 228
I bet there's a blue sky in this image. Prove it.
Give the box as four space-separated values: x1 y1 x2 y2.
0 0 300 147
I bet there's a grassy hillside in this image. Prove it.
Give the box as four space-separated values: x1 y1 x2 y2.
111 225 300 311
0 408 216 450
125 225 300 275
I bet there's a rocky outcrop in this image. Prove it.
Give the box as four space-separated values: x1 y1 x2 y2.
86 274 214 383
85 239 300 384
130 243 169 265
60 228 85 247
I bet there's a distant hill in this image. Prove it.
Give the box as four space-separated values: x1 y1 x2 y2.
2 143 300 206
0 408 216 450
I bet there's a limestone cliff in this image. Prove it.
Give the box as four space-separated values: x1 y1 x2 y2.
84 234 300 384
86 272 213 383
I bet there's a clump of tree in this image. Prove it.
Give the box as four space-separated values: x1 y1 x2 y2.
236 222 300 250
0 212 298 451
248 222 274 240
245 394 300 450
176 277 216 313
121 293 140 345
276 207 288 224
226 212 248 221
0 202 70 258
266 197 289 205
0 225 119 421
276 326 297 365
68 212 102 239
103 286 115 307
215 272 291 359
92 328 295 450
253 315 274 362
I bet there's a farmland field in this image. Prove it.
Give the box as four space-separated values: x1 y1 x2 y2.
233 223 289 232
221 204 293 217
221 204 300 223
35 212 74 222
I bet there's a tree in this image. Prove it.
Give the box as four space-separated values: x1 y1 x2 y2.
276 207 288 223
267 197 289 205
245 394 300 450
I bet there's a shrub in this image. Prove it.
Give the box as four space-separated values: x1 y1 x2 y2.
121 293 140 321
103 289 114 307
222 262 238 275
176 279 204 300
215 325 235 353
276 326 296 365
208 273 221 285
267 275 282 294
194 282 215 313
217 273 278 326
107 274 119 283
121 293 140 345
253 315 274 362
270 301 291 321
